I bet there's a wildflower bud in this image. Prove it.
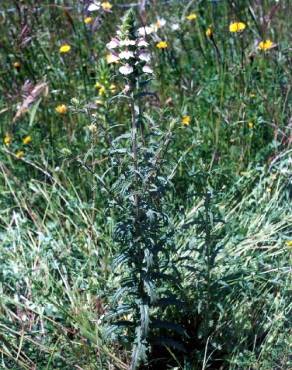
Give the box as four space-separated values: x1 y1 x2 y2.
13 61 21 70
206 27 213 38
22 135 32 145
71 97 80 105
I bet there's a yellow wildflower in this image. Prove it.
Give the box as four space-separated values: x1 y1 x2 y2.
156 41 168 49
95 82 106 96
59 44 71 54
95 82 102 89
182 115 191 126
206 27 213 38
286 240 292 247
13 61 21 69
229 22 246 33
258 39 274 51
15 150 24 159
248 122 254 129
3 134 12 146
101 2 112 11
22 135 32 145
84 17 93 25
55 104 68 114
109 84 117 93
186 13 197 21
99 86 106 96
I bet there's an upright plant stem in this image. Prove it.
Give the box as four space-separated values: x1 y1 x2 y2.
130 93 140 215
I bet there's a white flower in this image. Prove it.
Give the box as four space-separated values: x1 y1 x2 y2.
106 38 120 49
119 64 133 75
120 39 136 46
142 65 153 74
171 23 180 31
151 18 167 32
138 26 154 36
137 39 149 47
119 50 134 60
156 18 166 28
88 1 101 12
138 51 151 62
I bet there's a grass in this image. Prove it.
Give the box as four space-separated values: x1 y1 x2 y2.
0 1 291 369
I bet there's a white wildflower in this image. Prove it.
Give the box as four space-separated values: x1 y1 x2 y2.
106 38 120 49
137 39 149 48
88 1 101 12
171 23 180 31
138 26 154 36
119 50 135 60
138 51 151 62
120 39 136 46
119 64 134 75
142 65 153 74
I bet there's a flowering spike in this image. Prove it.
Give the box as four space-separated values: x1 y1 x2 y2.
120 8 136 39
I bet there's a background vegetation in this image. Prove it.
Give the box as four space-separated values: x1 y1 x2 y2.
0 0 291 369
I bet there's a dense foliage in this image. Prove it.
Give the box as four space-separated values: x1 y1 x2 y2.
0 1 291 369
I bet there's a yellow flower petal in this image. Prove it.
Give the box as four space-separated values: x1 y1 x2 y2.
258 39 274 51
156 41 168 49
101 2 112 11
4 134 12 146
84 17 93 25
186 13 197 21
13 61 21 69
59 44 71 53
206 27 213 38
55 104 68 114
23 135 32 145
15 150 24 159
182 115 191 126
229 22 246 33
